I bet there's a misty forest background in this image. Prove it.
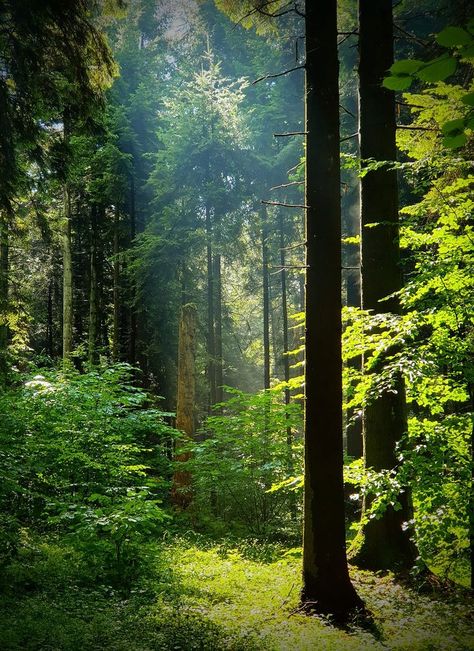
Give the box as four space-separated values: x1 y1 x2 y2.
0 0 473 649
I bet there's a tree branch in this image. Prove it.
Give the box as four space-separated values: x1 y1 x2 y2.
262 200 308 209
397 124 437 131
340 131 359 142
252 65 305 85
270 181 304 190
274 131 307 137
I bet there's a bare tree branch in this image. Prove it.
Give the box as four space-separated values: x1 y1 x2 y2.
253 65 305 85
274 131 307 137
270 181 304 190
262 200 308 208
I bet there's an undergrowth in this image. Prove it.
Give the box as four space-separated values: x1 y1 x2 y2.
1 535 473 651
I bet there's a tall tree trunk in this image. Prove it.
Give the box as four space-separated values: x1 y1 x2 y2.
214 253 224 404
206 204 217 409
171 303 197 510
261 205 270 390
279 210 296 518
353 0 416 571
47 278 54 358
301 0 362 618
128 173 137 366
346 268 363 458
469 384 474 591
0 212 8 382
88 205 99 365
112 205 120 362
62 184 73 362
279 211 291 409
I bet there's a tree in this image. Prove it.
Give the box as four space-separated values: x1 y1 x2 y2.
351 0 416 571
0 0 118 372
172 303 198 509
302 1 363 617
215 0 362 619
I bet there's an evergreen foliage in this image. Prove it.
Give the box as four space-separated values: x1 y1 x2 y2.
0 0 472 646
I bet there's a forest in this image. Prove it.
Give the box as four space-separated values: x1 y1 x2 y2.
0 0 473 649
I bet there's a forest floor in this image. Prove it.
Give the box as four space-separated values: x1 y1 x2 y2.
1 535 473 651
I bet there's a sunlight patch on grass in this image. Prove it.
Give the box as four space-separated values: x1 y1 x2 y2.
164 541 474 651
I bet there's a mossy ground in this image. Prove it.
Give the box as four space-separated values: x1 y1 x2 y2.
1 536 473 650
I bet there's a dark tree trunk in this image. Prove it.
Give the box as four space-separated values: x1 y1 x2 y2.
214 253 224 404
112 205 120 362
261 205 270 390
346 269 363 458
128 173 137 366
301 0 362 619
279 210 296 518
62 184 73 362
206 204 217 409
279 212 291 406
353 0 416 571
46 278 54 358
88 205 99 365
0 212 8 382
470 384 474 591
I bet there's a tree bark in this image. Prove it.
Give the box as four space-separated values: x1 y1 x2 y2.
470 384 474 591
171 303 197 509
88 205 99 365
0 212 8 382
206 204 217 409
128 173 137 366
112 205 120 362
353 0 416 571
261 205 271 390
62 184 73 362
279 210 296 518
346 268 363 458
301 0 363 618
214 253 224 404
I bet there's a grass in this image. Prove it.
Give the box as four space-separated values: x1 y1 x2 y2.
0 535 473 650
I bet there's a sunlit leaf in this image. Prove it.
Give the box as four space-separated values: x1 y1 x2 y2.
390 59 424 74
417 56 457 82
383 75 413 91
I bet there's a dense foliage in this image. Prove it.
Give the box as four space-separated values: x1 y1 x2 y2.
0 0 472 647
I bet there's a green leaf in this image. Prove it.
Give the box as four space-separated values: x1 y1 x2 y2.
383 75 413 91
436 26 472 47
417 56 457 82
441 118 465 135
466 116 474 130
442 133 467 149
390 59 424 74
459 44 474 58
461 92 474 107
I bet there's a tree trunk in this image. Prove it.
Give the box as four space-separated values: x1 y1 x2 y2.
353 0 416 571
261 205 270 390
0 212 8 382
46 278 54 358
62 184 73 362
214 253 224 404
301 0 363 618
206 204 217 409
171 303 197 510
279 210 296 518
470 384 474 591
128 173 137 366
88 205 99 365
112 205 120 362
346 268 363 458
